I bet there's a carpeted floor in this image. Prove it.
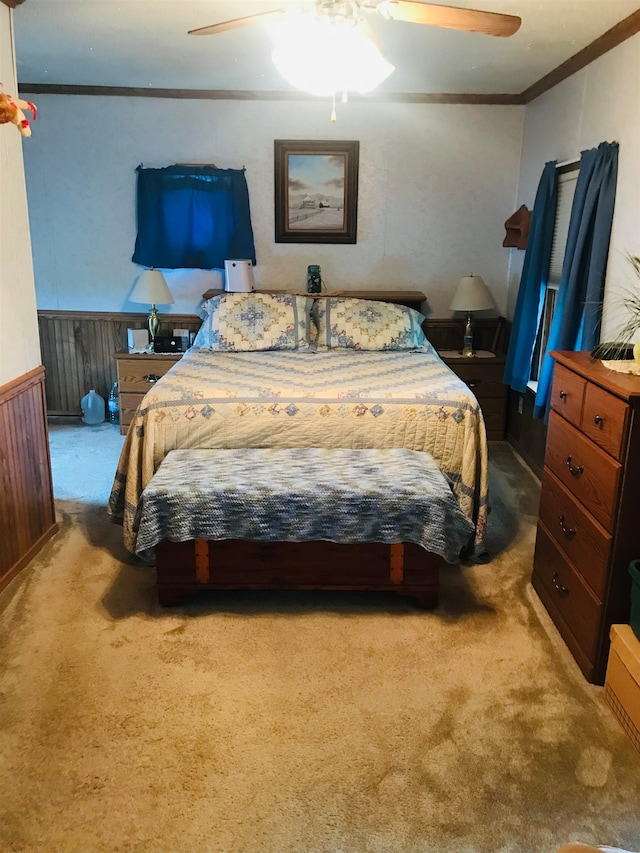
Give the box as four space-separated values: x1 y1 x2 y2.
1 421 639 853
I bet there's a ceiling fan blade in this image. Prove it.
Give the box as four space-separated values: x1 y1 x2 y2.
377 1 521 37
188 9 285 36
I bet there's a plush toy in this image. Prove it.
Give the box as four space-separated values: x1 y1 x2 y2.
0 84 37 137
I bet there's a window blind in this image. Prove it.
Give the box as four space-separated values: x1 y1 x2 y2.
548 169 579 286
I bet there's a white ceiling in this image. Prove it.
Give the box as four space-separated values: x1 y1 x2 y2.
12 0 640 95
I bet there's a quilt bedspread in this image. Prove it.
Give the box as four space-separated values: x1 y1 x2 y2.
108 345 489 556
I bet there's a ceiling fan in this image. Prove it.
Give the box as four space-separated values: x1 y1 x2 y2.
188 1 521 114
188 1 522 40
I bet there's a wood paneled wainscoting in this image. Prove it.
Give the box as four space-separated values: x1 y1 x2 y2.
38 311 203 416
38 310 510 417
0 367 57 593
424 316 510 355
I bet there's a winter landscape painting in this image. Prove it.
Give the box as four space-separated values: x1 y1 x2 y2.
274 140 359 244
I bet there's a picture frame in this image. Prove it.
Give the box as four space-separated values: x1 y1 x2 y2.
274 139 359 244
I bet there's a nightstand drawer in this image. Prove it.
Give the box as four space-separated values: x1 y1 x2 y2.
119 392 144 430
479 399 507 439
448 363 506 397
116 355 180 393
114 352 182 434
539 469 611 600
545 411 621 531
533 524 602 666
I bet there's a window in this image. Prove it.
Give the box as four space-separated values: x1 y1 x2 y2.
529 163 579 384
132 165 256 271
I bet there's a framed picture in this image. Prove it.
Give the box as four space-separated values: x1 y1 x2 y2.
274 139 359 244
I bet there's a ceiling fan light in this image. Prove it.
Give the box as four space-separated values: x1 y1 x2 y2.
271 16 394 97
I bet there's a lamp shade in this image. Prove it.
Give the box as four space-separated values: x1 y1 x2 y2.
129 269 174 306
449 276 495 312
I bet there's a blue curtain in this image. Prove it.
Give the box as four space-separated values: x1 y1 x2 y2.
132 165 256 270
534 141 619 419
503 161 558 393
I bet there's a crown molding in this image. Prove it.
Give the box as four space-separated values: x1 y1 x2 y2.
16 83 525 105
522 9 640 103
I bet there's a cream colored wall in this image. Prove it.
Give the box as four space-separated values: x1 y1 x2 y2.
0 6 40 387
22 96 524 319
507 33 640 341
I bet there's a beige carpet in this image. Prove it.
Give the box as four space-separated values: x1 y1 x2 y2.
1 423 639 853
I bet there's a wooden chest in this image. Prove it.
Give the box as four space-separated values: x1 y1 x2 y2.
532 352 640 683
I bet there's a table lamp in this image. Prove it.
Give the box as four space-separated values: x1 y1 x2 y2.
129 269 174 341
449 275 495 357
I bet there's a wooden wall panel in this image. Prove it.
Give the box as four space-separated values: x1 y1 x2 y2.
38 310 510 417
424 317 509 354
0 367 57 593
38 311 203 415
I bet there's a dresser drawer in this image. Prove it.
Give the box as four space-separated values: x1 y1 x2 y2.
582 382 628 461
551 363 585 428
545 411 621 531
533 525 602 665
539 469 612 600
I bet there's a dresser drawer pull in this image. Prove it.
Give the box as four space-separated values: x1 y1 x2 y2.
565 455 584 477
559 515 576 539
552 572 569 596
593 414 604 428
143 373 161 384
559 390 568 402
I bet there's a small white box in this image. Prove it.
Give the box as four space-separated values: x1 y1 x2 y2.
127 328 149 351
224 259 255 292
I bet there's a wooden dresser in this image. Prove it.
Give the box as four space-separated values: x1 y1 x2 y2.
532 351 640 684
114 351 182 435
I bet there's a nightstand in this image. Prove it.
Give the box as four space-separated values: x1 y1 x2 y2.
114 351 182 435
438 350 507 440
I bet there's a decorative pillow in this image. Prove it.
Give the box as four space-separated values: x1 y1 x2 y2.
193 292 312 351
313 297 427 350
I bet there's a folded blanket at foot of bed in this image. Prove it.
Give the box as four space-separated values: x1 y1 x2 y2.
133 447 476 564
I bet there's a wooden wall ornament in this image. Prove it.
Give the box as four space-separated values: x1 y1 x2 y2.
503 204 531 249
1 1 27 8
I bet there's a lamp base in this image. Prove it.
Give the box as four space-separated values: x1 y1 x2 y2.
148 305 159 341
461 314 474 357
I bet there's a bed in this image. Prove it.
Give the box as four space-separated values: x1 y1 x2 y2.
107 292 490 598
